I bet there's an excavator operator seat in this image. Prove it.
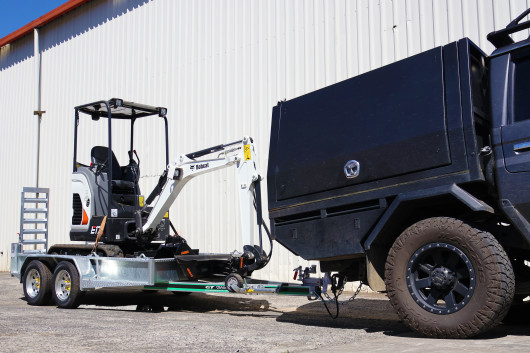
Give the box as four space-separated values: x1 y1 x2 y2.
91 146 136 194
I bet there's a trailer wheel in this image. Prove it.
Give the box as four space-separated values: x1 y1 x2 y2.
23 260 52 306
385 217 514 338
52 262 82 309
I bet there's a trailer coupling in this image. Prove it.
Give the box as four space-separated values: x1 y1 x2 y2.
293 265 365 319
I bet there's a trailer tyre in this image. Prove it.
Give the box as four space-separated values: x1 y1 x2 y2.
52 261 82 309
385 217 514 338
23 260 52 306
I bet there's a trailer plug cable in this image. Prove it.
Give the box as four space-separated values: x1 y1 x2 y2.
314 276 340 319
315 276 364 320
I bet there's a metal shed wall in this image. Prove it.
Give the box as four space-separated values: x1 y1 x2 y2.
0 0 528 280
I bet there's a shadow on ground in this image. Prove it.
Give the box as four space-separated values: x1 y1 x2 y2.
76 289 272 314
276 297 410 336
276 297 530 340
32 288 530 339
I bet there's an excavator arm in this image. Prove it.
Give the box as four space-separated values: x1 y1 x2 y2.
140 136 261 248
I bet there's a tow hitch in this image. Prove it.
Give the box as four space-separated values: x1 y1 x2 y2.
293 265 363 319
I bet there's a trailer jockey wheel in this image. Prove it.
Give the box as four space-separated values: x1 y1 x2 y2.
225 273 244 293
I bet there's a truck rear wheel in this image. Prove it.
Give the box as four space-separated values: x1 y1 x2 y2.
385 217 514 338
23 260 52 306
52 262 82 309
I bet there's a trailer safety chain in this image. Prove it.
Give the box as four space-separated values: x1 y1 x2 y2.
315 275 363 319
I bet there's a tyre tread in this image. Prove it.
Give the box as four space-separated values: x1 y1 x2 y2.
385 217 514 338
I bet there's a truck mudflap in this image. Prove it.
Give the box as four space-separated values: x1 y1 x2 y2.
500 199 530 246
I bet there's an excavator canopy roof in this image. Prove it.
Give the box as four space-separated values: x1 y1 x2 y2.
75 98 167 120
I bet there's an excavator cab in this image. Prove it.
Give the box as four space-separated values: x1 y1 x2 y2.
69 98 170 249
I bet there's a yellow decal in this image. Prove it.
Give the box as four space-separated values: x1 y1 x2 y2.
164 212 169 218
139 196 145 207
244 144 251 161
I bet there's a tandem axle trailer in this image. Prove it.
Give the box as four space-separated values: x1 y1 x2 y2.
11 244 314 299
11 188 321 309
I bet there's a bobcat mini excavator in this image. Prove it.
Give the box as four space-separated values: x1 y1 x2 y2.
49 98 269 281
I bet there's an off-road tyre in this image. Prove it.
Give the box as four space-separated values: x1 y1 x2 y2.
385 217 514 338
52 261 83 309
23 260 52 306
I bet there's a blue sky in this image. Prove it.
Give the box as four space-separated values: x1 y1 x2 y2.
0 0 69 39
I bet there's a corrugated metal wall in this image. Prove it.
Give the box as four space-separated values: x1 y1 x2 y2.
0 0 528 280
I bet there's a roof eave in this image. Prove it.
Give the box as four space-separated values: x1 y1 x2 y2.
0 0 92 48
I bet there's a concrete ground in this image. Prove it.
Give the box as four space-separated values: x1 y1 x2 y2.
1 272 529 352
